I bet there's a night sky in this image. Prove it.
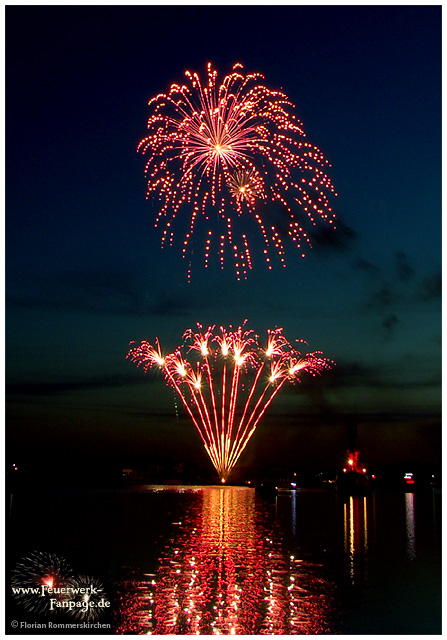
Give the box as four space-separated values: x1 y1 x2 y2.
6 5 442 478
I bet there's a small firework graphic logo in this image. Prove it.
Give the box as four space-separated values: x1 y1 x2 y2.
11 551 110 620
11 551 73 614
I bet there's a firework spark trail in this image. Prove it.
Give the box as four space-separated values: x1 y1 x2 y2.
139 63 338 280
127 322 333 482
164 358 220 470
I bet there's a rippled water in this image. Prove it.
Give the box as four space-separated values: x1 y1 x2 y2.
115 487 336 635
8 485 441 634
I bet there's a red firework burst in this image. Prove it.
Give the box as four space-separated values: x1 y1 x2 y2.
138 62 338 280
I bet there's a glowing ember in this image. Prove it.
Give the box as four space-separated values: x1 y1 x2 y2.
138 62 338 280
127 322 332 482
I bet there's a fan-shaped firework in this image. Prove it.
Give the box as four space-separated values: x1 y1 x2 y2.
127 322 332 482
11 551 73 614
139 62 338 280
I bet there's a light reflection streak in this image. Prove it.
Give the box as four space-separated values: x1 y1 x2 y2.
291 489 297 535
405 492 416 560
116 487 334 634
363 496 368 554
343 495 369 584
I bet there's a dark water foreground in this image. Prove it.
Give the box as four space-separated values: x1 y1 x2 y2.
7 485 441 634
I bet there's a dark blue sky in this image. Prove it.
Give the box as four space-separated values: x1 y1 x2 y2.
6 5 441 474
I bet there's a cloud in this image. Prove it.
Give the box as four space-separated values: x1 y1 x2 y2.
308 218 357 253
395 251 415 282
360 281 401 315
416 269 441 302
7 265 147 316
303 360 379 390
6 267 195 318
289 359 441 394
6 263 241 318
375 285 397 308
351 257 381 276
6 372 147 397
382 313 400 337
350 251 439 345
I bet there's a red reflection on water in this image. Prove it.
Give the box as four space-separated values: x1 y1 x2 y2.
117 487 334 634
343 495 369 584
115 576 156 634
151 488 264 635
405 492 416 560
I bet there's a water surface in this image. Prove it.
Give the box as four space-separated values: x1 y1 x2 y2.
8 485 441 634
